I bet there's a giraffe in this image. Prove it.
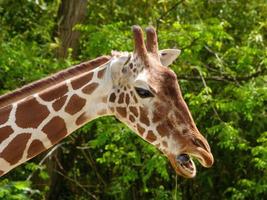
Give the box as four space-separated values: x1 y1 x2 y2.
0 26 213 178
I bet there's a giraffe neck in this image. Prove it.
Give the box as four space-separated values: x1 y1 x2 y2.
0 59 113 176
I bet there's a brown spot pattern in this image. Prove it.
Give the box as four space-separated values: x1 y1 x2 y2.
153 102 166 123
82 83 99 94
0 170 4 176
42 116 67 144
39 84 68 102
152 112 162 123
139 107 150 126
156 122 168 137
71 72 93 90
52 95 67 111
129 106 138 117
125 93 130 105
118 93 124 104
0 105 12 125
137 124 145 136
0 126 13 142
0 133 31 165
97 68 106 79
16 97 49 128
146 130 157 142
76 112 88 126
27 140 46 158
166 118 175 130
116 107 127 118
129 115 135 122
65 94 86 115
109 93 116 102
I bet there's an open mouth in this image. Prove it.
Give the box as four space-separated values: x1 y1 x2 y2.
167 146 214 178
176 154 196 177
168 153 197 178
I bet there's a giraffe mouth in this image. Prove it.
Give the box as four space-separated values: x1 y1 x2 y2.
168 153 196 178
176 154 196 177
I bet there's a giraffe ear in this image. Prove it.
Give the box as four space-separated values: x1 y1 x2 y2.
159 49 181 67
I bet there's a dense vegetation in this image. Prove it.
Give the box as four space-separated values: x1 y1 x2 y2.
0 0 266 199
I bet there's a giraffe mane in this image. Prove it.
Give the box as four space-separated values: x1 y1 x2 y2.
0 56 111 108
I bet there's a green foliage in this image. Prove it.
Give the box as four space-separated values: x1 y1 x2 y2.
78 22 132 59
0 179 42 200
0 0 266 199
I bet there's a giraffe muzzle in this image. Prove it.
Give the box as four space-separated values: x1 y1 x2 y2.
167 143 214 178
189 147 214 168
168 153 196 178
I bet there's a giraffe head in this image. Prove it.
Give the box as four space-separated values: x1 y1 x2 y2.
107 26 213 178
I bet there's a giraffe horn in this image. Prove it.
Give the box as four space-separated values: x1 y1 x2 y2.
145 26 159 60
132 25 149 63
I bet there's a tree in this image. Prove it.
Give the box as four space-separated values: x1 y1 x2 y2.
46 0 89 199
55 0 88 59
0 0 266 199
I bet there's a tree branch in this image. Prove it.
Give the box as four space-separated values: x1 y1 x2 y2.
197 69 224 122
177 68 266 83
55 169 97 200
77 147 107 186
26 143 64 181
156 0 185 29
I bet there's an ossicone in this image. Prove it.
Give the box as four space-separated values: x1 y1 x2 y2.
132 25 148 62
132 25 161 65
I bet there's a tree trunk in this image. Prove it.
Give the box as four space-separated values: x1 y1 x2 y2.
56 0 88 59
45 1 88 199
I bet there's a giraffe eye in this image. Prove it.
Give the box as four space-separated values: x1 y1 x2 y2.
135 87 154 98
